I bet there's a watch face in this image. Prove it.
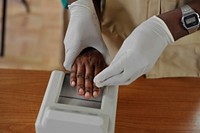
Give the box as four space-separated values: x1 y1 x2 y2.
183 14 199 28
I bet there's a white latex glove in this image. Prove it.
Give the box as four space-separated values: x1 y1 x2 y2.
94 16 174 87
63 0 110 70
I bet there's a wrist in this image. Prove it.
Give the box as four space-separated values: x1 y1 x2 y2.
158 9 188 41
68 0 77 4
68 0 101 25
188 0 200 14
158 1 200 41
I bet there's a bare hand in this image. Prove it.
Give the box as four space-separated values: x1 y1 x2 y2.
70 47 107 99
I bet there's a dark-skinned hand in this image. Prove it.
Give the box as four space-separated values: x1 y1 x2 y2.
70 47 107 99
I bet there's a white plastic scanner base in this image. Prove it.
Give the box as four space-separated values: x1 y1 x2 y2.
35 70 118 133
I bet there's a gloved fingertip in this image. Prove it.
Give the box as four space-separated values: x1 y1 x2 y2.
94 81 104 88
93 76 104 87
94 72 108 82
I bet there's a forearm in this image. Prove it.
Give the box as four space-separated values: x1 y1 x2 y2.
158 0 200 41
68 0 102 21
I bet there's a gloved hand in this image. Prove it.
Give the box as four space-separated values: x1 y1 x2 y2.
94 16 174 87
63 0 110 70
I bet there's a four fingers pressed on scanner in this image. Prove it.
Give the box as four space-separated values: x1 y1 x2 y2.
69 48 106 99
70 63 100 99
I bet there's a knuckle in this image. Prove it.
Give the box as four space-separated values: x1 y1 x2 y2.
85 75 93 80
76 73 84 78
70 70 76 75
77 84 84 88
85 87 92 93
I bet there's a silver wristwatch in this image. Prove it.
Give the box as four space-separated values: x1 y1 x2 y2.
181 5 200 34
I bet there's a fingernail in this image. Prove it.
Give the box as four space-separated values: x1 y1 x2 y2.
71 81 75 87
93 91 98 97
78 88 84 95
85 92 91 99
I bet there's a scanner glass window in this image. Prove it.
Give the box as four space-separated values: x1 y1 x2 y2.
58 74 103 109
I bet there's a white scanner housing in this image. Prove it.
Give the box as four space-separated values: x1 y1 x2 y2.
35 70 118 133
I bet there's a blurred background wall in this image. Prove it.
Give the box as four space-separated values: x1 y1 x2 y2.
0 0 65 70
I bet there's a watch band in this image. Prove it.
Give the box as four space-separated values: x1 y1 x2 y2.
181 5 194 15
181 5 200 34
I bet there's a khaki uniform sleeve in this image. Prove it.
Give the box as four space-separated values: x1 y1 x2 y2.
102 0 200 78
